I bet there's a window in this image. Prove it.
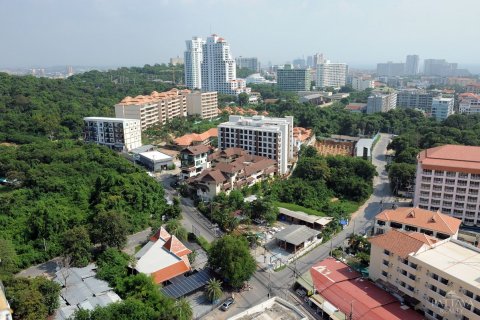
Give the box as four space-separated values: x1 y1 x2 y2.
473 307 480 316
465 290 474 298
382 271 388 277
377 220 386 226
382 259 389 266
384 249 390 255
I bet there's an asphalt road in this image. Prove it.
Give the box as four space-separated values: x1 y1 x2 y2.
209 133 394 320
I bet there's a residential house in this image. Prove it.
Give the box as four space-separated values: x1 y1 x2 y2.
180 145 211 180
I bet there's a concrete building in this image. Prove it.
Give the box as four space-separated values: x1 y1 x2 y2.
431 97 454 121
83 117 141 151
309 257 422 320
138 151 173 172
350 76 374 91
374 207 461 239
424 59 458 77
316 61 348 89
376 61 405 77
245 73 271 84
180 145 211 180
169 56 184 66
235 56 260 71
184 37 205 89
414 145 480 226
228 297 307 320
277 65 310 91
459 93 480 114
114 89 189 130
174 128 218 149
466 83 480 94
366 92 397 114
405 55 419 75
369 229 480 320
218 115 294 175
355 138 374 160
186 91 218 119
396 89 440 115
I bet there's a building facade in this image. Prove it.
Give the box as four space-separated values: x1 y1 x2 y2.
459 93 480 114
424 59 458 77
366 92 397 114
396 89 440 115
316 62 347 89
235 56 260 71
350 76 374 91
180 145 211 180
414 145 480 226
218 115 294 175
376 61 405 77
369 230 480 320
83 117 141 151
405 55 419 75
114 89 189 130
184 37 205 89
277 65 311 91
186 91 218 119
431 97 454 121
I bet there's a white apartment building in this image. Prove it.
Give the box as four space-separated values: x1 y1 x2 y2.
83 117 141 151
114 89 189 131
184 37 205 89
186 91 218 119
366 92 397 114
431 97 454 121
350 76 374 91
459 93 480 114
414 145 480 226
370 229 480 320
217 115 294 175
316 61 348 89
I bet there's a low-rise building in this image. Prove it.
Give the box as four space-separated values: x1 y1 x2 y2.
345 103 367 113
350 76 374 91
459 93 480 114
228 297 307 320
187 147 276 200
174 128 218 149
134 227 191 285
369 229 480 320
274 224 320 253
466 83 480 94
431 97 454 121
186 91 218 119
309 257 422 320
374 207 461 239
366 92 397 114
180 145 211 180
293 127 315 153
138 151 174 172
83 117 141 151
355 138 374 160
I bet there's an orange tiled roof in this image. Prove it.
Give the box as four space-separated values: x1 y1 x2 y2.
418 145 480 174
293 127 313 142
151 260 190 284
368 229 436 258
150 226 171 242
375 207 461 236
174 128 218 146
118 88 190 105
163 235 192 257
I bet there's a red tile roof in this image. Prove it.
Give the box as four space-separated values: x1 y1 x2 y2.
174 128 218 146
368 229 435 258
310 257 361 292
418 145 480 174
151 260 190 284
182 144 211 155
163 235 191 257
375 207 461 235
150 226 171 242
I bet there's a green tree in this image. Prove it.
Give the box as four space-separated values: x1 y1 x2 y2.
33 277 61 315
62 226 92 267
208 235 256 288
174 298 193 320
91 211 128 249
164 219 188 241
96 248 130 287
247 198 279 224
388 162 416 194
293 156 331 181
238 93 249 106
205 278 223 302
0 238 18 275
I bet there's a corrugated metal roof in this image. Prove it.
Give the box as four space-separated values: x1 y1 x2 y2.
274 225 320 246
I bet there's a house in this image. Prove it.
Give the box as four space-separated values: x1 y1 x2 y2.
187 147 277 201
292 127 315 153
134 227 191 285
274 224 320 253
138 151 174 172
180 145 211 180
173 128 218 148
374 207 461 240
277 207 332 230
345 103 367 113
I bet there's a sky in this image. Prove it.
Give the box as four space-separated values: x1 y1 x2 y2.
1 0 479 69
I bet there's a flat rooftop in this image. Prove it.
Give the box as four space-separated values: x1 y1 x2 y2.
83 116 138 122
419 145 480 173
411 239 480 289
139 151 173 161
228 297 307 320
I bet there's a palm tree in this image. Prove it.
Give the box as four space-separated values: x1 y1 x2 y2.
175 298 193 320
205 278 223 303
165 219 188 241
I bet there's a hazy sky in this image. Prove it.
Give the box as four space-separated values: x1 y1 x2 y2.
1 0 479 68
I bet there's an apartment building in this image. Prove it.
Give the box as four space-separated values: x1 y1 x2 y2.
424 59 458 77
431 97 454 121
376 61 405 77
187 147 277 201
374 207 461 240
235 56 260 72
414 145 480 226
114 89 189 130
396 89 440 114
369 229 480 320
184 37 205 89
366 92 397 114
316 62 348 89
217 115 294 175
459 93 480 114
350 76 374 91
466 83 480 94
405 55 420 75
186 91 218 119
276 65 310 91
83 117 141 151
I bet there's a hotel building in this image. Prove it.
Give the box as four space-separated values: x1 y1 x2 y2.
186 91 218 119
83 117 141 151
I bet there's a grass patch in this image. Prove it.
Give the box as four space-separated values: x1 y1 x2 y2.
274 264 287 272
196 235 211 252
329 200 360 216
273 201 326 217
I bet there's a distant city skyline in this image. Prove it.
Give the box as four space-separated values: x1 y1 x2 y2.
1 0 480 70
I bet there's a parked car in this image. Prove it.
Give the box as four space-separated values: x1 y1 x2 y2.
221 298 235 311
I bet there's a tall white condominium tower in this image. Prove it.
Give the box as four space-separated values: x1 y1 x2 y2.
184 37 205 90
217 115 294 175
316 61 348 89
